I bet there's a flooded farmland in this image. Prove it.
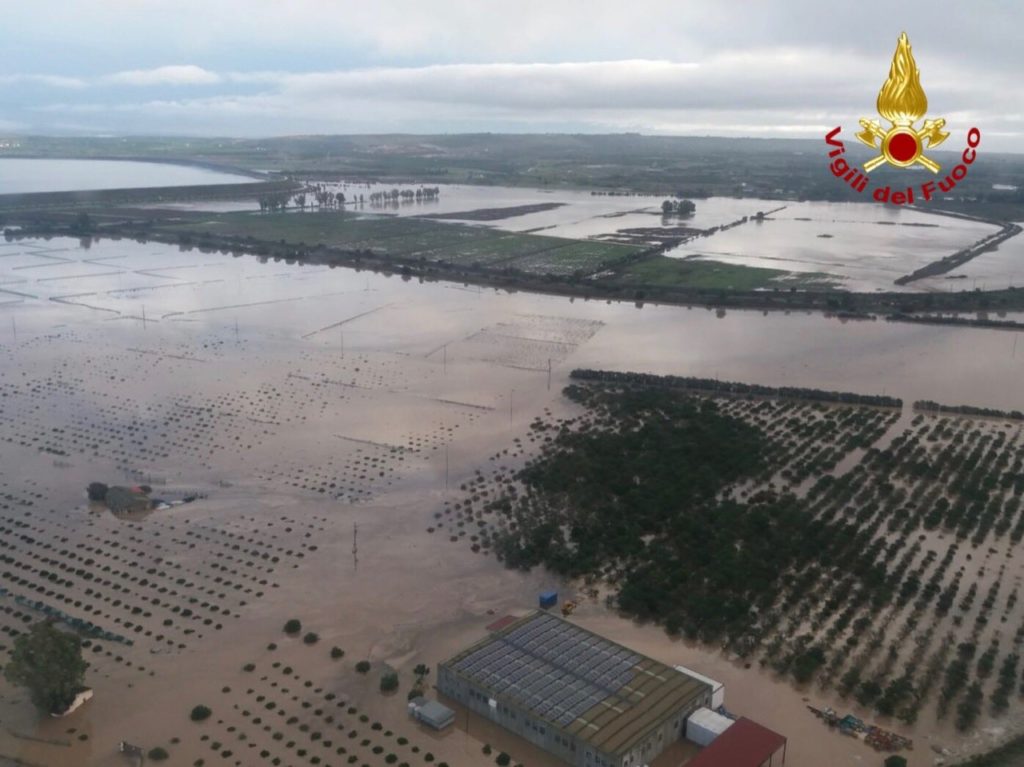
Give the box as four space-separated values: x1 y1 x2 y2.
664 200 1007 292
2 233 1024 767
248 179 1024 292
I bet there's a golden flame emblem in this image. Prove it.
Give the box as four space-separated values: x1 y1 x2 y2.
856 32 949 173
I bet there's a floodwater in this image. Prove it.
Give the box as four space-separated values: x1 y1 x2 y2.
308 181 790 234
2 234 1023 767
3 235 1024 410
666 200 1008 292
295 181 1024 292
0 158 259 194
916 228 1024 291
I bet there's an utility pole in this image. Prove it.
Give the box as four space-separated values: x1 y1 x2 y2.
547 358 552 390
352 522 358 570
141 305 147 329
445 444 449 492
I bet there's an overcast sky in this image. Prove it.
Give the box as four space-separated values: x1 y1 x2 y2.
2 0 1022 149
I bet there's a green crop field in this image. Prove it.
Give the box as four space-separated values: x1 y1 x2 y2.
613 255 836 291
160 210 641 276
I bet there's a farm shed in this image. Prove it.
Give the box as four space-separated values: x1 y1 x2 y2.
438 611 712 767
685 717 787 767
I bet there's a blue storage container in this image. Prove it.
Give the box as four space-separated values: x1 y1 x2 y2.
539 591 558 609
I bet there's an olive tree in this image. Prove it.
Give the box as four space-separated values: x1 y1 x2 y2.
3 622 88 714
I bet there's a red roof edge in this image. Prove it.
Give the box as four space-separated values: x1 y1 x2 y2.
485 615 519 633
686 717 786 767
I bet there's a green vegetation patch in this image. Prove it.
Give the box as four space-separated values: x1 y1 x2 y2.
158 210 640 275
614 255 834 291
493 383 803 640
507 239 639 276
479 372 1024 728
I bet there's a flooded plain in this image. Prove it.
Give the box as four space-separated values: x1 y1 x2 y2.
274 180 1024 292
665 201 1006 292
4 158 1021 294
2 234 1024 766
0 158 259 194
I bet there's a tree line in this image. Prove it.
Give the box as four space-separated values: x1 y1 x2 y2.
570 369 904 408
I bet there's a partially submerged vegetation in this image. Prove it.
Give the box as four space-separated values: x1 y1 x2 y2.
7 208 1024 323
4 622 89 715
6 134 1024 217
612 255 837 291
443 371 1024 731
570 369 903 408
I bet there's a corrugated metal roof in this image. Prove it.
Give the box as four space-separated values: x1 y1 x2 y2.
441 611 710 757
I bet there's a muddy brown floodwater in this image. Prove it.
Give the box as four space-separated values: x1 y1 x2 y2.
1 235 1022 767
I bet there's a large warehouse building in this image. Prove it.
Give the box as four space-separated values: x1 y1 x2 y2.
438 611 713 767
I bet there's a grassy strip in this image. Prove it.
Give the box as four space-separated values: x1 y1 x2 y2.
613 254 837 291
157 211 641 275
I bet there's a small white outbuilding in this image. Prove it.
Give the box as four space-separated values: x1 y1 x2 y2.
685 706 734 747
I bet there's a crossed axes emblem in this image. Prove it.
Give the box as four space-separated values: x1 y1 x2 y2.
856 117 949 173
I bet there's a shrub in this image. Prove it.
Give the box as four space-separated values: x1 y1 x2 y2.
190 705 212 722
86 482 108 502
884 758 908 767
283 619 302 635
380 672 399 693
355 661 371 674
330 646 344 659
243 663 255 672
496 754 510 767
483 744 492 755
303 632 319 645
148 747 169 761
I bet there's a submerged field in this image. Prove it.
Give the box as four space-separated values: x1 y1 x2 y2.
439 373 1024 761
155 210 641 277
11 170 1024 299
3 234 1024 766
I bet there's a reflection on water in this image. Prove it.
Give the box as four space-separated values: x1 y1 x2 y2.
288 186 1024 293
1 236 1023 414
2 218 1021 767
0 158 259 194
665 200 1006 292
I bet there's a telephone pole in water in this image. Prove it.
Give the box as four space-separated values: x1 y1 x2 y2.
352 522 358 569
